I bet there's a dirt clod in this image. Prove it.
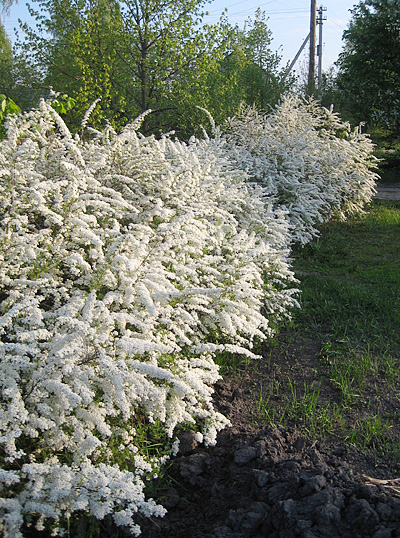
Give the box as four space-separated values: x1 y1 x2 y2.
140 425 400 538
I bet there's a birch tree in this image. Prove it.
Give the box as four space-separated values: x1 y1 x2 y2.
16 0 228 133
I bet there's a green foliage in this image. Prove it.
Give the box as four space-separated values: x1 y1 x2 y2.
369 126 400 184
0 92 72 140
318 66 340 110
0 19 12 91
335 0 400 134
50 93 77 115
16 0 127 129
0 93 21 139
230 9 289 110
13 2 293 135
204 9 293 123
15 0 231 134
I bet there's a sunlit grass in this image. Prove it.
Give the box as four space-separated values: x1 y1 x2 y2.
293 200 400 351
254 200 400 457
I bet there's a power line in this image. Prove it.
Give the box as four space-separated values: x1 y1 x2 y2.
206 0 280 16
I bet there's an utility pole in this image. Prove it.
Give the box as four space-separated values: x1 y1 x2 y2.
285 32 310 79
317 6 327 98
307 0 317 96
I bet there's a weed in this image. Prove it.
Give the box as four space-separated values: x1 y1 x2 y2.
254 377 341 438
284 380 340 437
213 350 254 377
321 340 378 406
348 415 391 450
255 381 284 426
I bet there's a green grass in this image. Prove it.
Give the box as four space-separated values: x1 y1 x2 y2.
255 200 400 457
293 200 400 349
371 128 400 185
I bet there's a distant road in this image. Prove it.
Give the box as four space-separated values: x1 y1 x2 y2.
374 182 400 200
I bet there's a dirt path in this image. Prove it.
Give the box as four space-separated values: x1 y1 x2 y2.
374 182 400 200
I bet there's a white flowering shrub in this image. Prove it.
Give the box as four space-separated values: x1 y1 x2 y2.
0 101 297 536
223 95 379 245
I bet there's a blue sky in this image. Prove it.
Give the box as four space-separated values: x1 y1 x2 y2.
2 0 359 72
204 0 359 70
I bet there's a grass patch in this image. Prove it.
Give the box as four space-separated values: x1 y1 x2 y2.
255 200 400 459
371 128 400 185
293 200 400 350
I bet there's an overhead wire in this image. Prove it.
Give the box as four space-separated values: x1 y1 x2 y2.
205 0 280 16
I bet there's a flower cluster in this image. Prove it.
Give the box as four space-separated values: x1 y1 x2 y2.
0 101 297 536
223 95 378 245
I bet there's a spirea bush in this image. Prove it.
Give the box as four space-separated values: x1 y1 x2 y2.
0 101 297 536
223 95 379 245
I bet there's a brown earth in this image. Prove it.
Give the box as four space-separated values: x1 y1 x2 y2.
138 332 400 538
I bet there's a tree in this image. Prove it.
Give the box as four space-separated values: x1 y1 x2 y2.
15 2 293 135
203 9 293 123
118 0 227 132
16 0 229 134
335 0 400 133
239 9 290 110
0 19 12 93
16 0 128 127
0 0 17 14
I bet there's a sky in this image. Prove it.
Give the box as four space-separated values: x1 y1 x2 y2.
204 0 359 71
2 0 359 73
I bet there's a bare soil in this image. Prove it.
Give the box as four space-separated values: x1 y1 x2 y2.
138 331 400 538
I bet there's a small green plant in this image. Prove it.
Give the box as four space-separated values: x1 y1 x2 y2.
323 341 377 406
348 415 391 450
0 94 21 139
51 93 77 115
254 376 340 438
255 381 283 426
285 380 339 437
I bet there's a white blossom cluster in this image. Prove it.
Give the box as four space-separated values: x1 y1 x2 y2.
223 95 378 245
0 101 297 536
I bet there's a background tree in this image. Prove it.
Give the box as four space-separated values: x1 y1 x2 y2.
15 2 294 134
16 0 229 134
204 9 294 124
335 0 400 134
240 8 287 109
118 0 230 134
16 0 128 127
0 19 12 93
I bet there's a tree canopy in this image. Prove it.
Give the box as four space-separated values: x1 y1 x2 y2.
16 0 230 134
0 19 12 92
13 1 292 134
335 0 400 133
